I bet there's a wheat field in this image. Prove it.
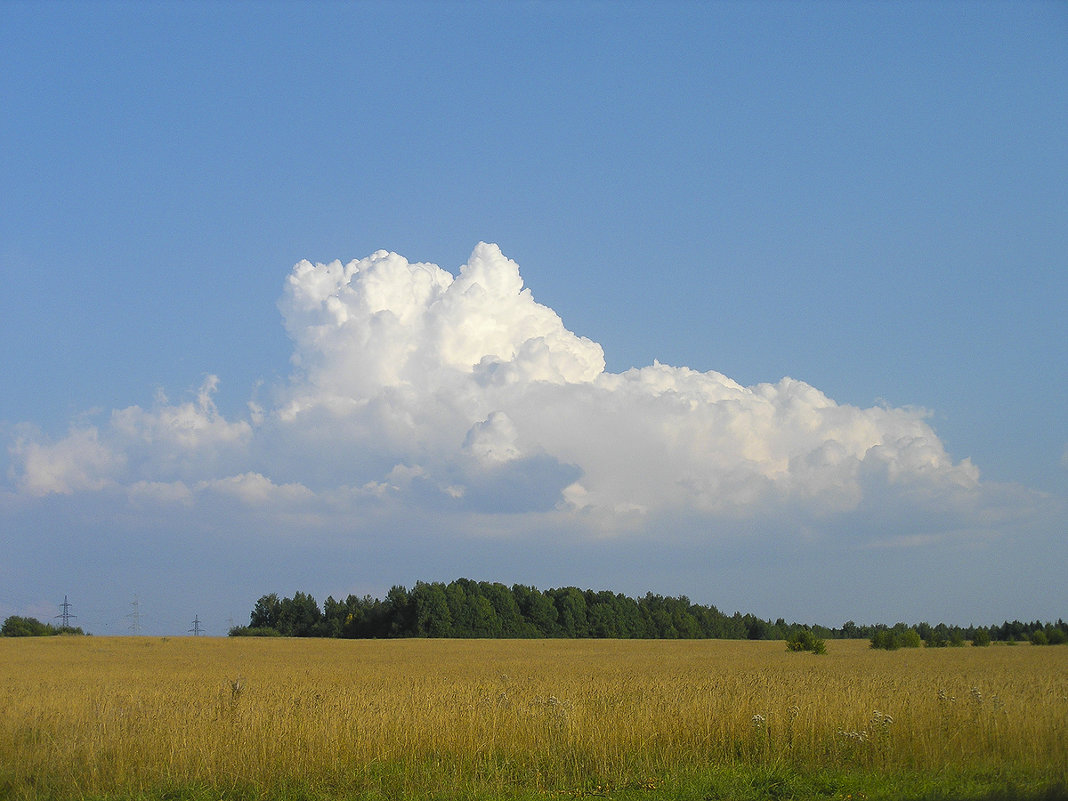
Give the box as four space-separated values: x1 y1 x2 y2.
1 636 1065 800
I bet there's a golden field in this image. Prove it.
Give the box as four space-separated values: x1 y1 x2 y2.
1 636 1065 800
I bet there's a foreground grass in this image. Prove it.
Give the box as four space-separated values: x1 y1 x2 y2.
1 637 1065 800
10 765 1061 801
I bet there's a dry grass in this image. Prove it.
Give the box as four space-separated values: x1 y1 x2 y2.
1 636 1065 799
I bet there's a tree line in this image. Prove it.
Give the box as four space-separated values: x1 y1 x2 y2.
867 619 1067 649
1 616 85 637
233 580 774 640
229 578 1068 645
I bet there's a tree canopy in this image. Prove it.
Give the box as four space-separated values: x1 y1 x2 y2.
1 616 85 637
231 579 1068 644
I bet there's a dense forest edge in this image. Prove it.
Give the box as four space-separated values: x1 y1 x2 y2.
221 578 1066 648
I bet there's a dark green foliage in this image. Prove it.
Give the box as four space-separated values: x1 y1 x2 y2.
550 586 589 637
870 623 923 650
585 590 646 638
840 620 862 638
228 625 282 637
1 616 84 637
512 583 559 636
238 582 1068 645
869 627 894 650
918 621 947 647
481 581 524 636
833 619 1068 646
2 616 51 636
917 622 965 647
786 628 826 654
277 590 324 637
245 591 327 637
242 580 778 640
411 581 453 637
990 618 1068 643
249 592 281 630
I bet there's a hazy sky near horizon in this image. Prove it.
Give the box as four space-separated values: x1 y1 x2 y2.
2 2 1066 635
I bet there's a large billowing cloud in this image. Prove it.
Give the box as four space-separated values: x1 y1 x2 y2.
8 243 998 542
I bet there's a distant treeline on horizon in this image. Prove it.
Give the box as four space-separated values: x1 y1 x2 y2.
230 578 1067 645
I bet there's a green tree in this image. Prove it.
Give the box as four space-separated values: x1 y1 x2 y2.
744 615 768 641
321 596 346 638
385 585 414 636
871 623 922 650
841 620 862 638
479 582 522 636
340 594 386 638
551 587 588 637
277 591 322 637
2 616 51 636
587 601 621 638
250 593 281 631
469 595 503 637
445 581 475 636
511 584 558 636
411 582 453 637
671 598 701 638
639 594 676 638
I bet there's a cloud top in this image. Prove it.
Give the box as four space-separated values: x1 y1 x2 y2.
279 243 604 412
8 244 992 541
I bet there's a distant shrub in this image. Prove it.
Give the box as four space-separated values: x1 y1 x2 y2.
870 629 894 650
1030 630 1049 646
898 629 923 648
871 624 922 651
2 616 48 637
971 628 991 647
786 629 826 654
228 626 282 637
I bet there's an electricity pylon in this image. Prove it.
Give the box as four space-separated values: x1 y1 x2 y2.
55 595 76 628
126 595 142 635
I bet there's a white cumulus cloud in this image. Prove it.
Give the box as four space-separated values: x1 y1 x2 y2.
7 243 1003 542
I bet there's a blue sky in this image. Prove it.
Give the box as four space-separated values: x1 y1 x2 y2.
2 2 1065 636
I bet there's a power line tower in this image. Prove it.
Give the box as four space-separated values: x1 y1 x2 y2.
126 595 142 635
55 595 76 629
188 615 205 636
